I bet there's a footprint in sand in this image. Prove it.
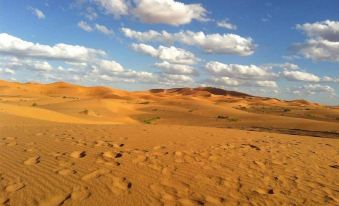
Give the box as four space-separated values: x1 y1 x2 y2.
241 144 261 151
24 148 37 153
82 168 110 181
56 169 77 176
329 164 339 169
204 195 225 205
2 137 16 141
0 194 9 204
58 160 74 168
5 182 25 193
132 155 148 164
70 151 86 158
96 152 122 166
39 193 71 206
24 155 40 165
109 176 132 195
102 151 114 159
71 186 91 201
5 142 17 146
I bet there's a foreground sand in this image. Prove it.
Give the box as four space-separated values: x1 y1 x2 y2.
0 80 338 205
1 115 338 206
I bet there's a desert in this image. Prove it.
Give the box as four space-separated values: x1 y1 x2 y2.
1 1 339 205
0 80 338 206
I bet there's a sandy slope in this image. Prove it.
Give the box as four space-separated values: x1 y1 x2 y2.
0 80 338 205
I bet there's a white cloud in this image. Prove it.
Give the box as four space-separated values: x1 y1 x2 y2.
131 43 198 65
96 59 124 72
174 31 254 55
94 0 128 17
29 7 45 19
84 7 98 20
290 84 336 96
0 33 168 86
78 21 93 32
121 27 170 42
255 80 277 88
208 77 240 86
263 62 300 71
295 20 339 62
0 33 106 62
282 70 320 82
0 68 15 75
154 61 196 75
132 0 207 26
95 24 114 35
122 28 255 55
294 39 339 62
0 57 53 72
205 61 274 80
217 20 237 30
161 74 193 84
203 61 278 88
206 77 277 88
296 20 339 41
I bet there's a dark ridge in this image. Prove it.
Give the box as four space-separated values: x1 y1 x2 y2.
149 87 252 98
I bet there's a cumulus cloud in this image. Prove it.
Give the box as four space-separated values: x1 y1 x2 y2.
203 61 278 88
131 43 198 65
95 24 114 35
217 20 237 30
207 77 240 86
28 7 45 19
282 70 320 82
132 0 207 25
294 20 339 62
161 74 193 84
121 27 170 42
78 21 93 32
0 33 197 87
205 61 274 80
154 61 196 75
269 63 300 70
206 77 277 88
96 59 124 72
0 57 53 72
0 33 106 62
294 39 339 62
94 0 128 17
122 28 255 55
296 20 339 41
290 84 336 97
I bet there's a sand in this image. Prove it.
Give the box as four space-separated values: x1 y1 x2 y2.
0 80 338 206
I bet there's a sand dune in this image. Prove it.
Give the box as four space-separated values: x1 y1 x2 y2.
0 80 338 205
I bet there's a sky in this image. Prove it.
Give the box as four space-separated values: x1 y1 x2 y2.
0 0 338 105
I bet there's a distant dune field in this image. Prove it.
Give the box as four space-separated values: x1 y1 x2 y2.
0 80 338 205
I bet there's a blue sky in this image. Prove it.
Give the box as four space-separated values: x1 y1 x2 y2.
0 0 338 104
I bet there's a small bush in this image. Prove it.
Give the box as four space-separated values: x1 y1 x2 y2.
142 116 160 124
217 115 238 121
228 117 238 122
32 103 37 107
217 115 228 119
139 101 150 104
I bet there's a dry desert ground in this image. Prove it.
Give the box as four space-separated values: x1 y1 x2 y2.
0 80 338 206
